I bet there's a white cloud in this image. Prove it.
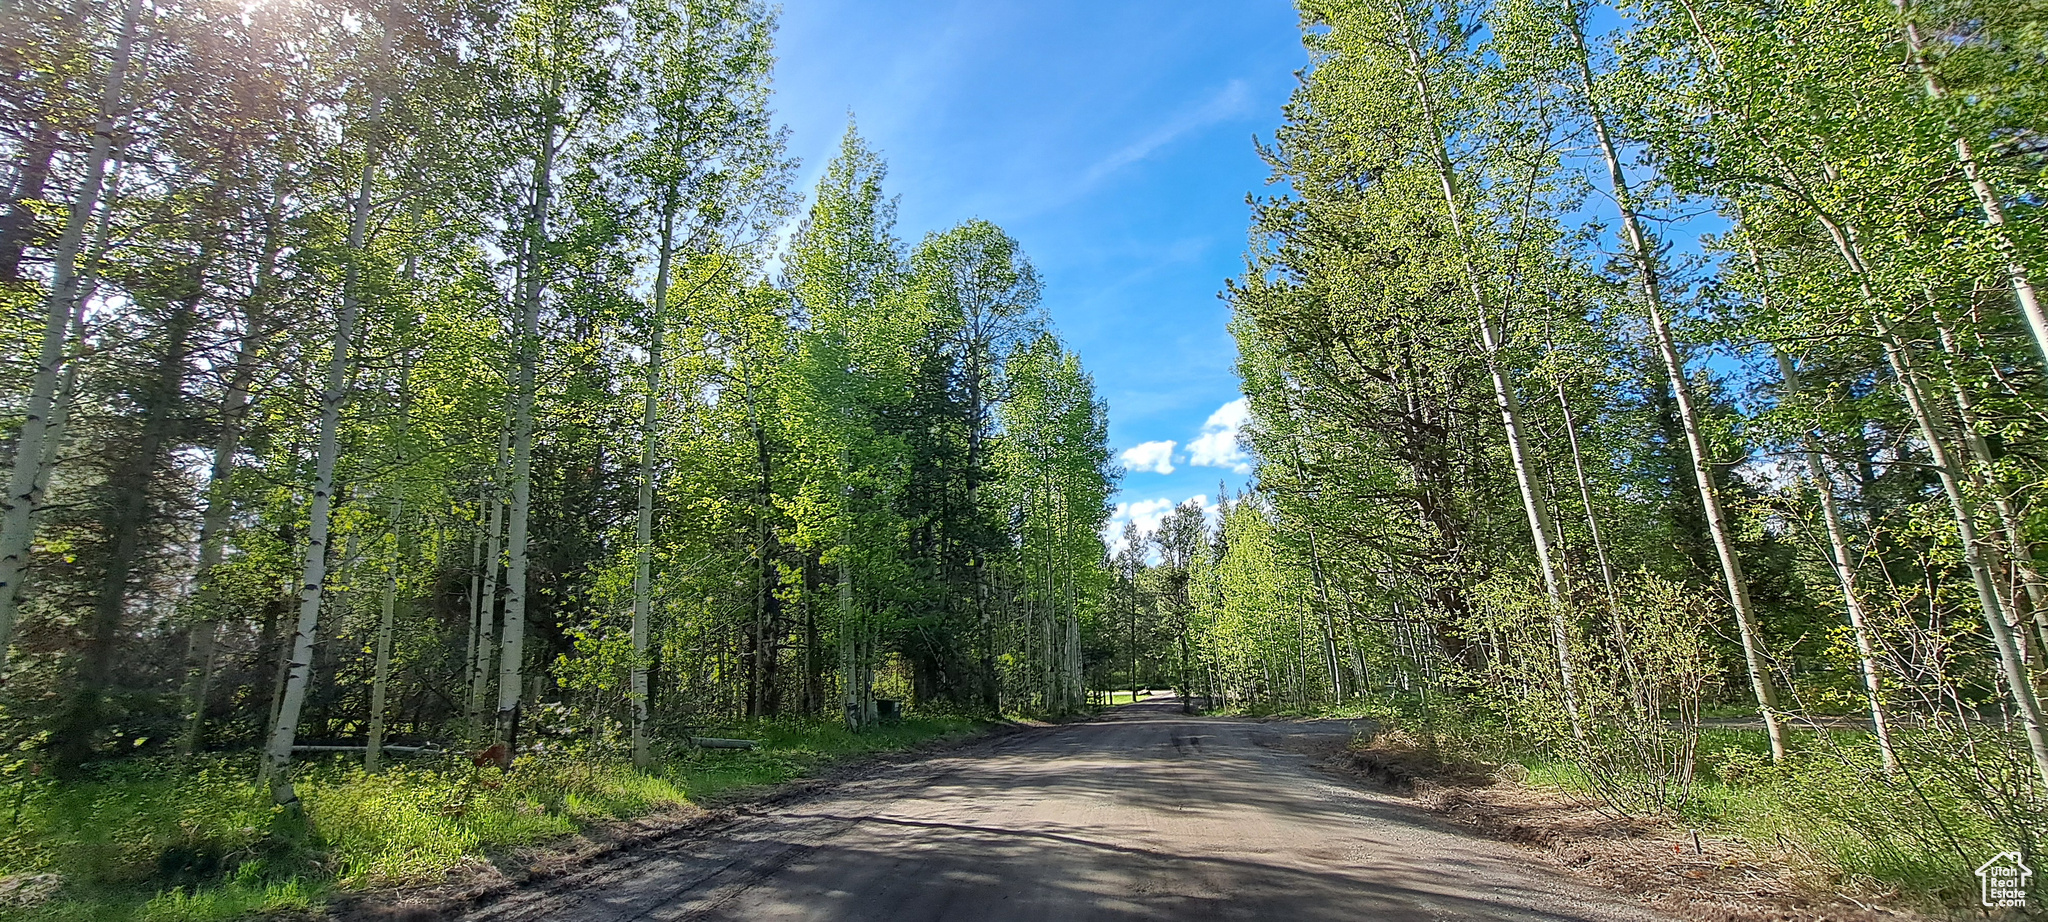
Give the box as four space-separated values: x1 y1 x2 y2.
1080 80 1253 188
1110 498 1177 536
1103 494 1221 557
1119 439 1178 475
1187 397 1252 475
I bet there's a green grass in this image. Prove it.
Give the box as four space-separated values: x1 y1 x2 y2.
0 715 983 922
1217 696 1406 722
1098 689 1163 705
1498 724 2038 912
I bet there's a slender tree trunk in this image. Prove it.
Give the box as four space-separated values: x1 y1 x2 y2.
0 0 144 671
1806 207 2048 788
366 503 402 773
1894 0 2048 368
1774 350 1900 773
1881 326 2048 786
179 191 281 756
1932 311 2048 663
1391 4 1583 741
803 559 821 716
0 123 56 281
1130 567 1139 704
255 579 286 741
464 525 482 716
1557 381 1620 608
742 365 779 719
470 430 506 725
1565 8 1782 757
498 70 562 758
265 36 389 800
631 199 675 768
840 477 860 731
1287 438 1344 701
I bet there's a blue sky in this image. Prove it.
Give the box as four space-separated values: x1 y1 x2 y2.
770 1 1307 544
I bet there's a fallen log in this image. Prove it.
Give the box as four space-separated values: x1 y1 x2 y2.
291 745 445 754
690 737 758 750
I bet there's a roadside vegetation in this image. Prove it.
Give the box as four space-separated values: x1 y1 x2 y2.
0 716 982 922
1093 1 2048 915
3 0 1115 917
1323 698 2016 912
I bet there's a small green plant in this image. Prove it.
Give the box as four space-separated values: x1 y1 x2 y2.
0 715 982 922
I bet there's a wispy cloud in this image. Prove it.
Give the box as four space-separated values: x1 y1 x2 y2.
1119 439 1178 475
1080 79 1253 188
1187 397 1252 475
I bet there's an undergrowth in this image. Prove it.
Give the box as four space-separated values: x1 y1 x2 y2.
1340 698 2040 915
0 715 981 922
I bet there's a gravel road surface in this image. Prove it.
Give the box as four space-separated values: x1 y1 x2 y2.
463 699 1668 921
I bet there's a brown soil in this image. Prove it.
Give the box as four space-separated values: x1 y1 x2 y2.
1324 734 1934 922
314 721 1040 922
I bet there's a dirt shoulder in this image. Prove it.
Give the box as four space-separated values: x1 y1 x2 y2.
318 719 1046 922
1301 732 1930 922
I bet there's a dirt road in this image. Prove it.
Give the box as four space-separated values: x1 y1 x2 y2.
463 700 1667 921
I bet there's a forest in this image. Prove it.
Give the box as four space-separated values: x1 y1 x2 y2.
1095 0 2046 907
4 0 2047 916
0 0 1120 911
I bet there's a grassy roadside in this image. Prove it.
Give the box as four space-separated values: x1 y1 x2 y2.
0 716 984 922
1305 699 2034 917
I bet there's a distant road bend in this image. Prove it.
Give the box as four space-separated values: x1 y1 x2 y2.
466 700 1667 921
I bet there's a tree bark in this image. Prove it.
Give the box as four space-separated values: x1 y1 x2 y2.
1565 6 1783 757
0 124 57 282
632 197 675 767
1805 205 2048 788
0 0 144 672
366 503 402 773
498 62 563 758
1389 1 1584 741
470 429 506 725
1774 349 1900 773
1895 0 2048 369
265 25 390 800
1931 310 2048 670
179 186 283 756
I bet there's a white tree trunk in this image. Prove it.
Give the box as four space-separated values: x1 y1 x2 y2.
0 0 144 671
1895 0 2048 368
1391 5 1583 741
178 182 282 755
1773 350 1900 772
464 525 482 715
367 504 401 773
178 309 269 754
498 113 557 752
1932 314 2048 655
265 68 388 803
632 202 676 768
470 430 507 724
1566 9 1784 758
1809 208 2048 788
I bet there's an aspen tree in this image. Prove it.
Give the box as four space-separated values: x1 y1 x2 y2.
1773 349 1899 773
1381 0 1585 740
1894 0 2048 369
0 0 145 670
179 187 282 756
469 430 507 724
1803 203 2048 788
267 13 393 803
1559 0 1782 757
